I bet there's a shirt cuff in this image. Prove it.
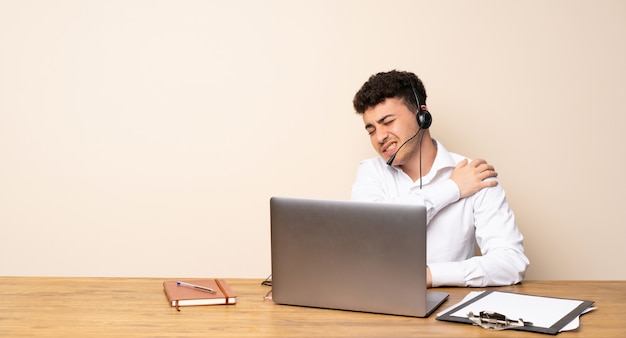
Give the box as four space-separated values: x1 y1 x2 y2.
429 261 466 287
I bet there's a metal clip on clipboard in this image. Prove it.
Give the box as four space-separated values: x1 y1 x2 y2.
468 311 533 331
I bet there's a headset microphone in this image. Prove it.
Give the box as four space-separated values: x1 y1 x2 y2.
386 81 432 166
386 129 420 166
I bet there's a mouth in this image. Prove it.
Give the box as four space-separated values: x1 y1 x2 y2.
382 142 397 156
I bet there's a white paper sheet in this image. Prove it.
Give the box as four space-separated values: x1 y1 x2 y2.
438 291 595 332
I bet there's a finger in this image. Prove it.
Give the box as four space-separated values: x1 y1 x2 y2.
456 158 469 169
480 170 498 180
480 164 496 173
482 180 499 188
471 158 488 168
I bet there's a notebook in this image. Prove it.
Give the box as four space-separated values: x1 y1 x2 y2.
270 197 448 317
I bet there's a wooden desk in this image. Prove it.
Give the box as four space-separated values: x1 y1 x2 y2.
0 278 624 337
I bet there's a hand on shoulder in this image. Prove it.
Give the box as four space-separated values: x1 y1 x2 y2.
450 158 498 199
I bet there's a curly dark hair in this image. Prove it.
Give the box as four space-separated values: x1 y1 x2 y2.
352 70 427 115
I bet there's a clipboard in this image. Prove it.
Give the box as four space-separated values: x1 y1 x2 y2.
436 290 594 335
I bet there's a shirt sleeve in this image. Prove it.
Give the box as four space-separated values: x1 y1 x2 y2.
351 160 460 223
429 181 530 287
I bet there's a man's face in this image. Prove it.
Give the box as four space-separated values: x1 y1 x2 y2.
362 97 419 164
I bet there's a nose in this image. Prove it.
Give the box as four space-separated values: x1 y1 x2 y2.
374 127 389 145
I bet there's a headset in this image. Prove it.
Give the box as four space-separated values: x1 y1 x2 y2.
411 80 432 129
386 77 433 192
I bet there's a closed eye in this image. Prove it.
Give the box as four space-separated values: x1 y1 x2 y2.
379 115 395 126
365 114 395 136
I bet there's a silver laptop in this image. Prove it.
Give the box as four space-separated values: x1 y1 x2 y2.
270 197 448 317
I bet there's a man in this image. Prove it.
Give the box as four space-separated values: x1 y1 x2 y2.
351 70 529 287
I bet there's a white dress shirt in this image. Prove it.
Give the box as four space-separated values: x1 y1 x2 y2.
351 140 529 287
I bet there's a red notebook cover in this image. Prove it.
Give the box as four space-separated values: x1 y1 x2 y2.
163 279 237 310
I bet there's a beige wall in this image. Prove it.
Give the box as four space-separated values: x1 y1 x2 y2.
1 0 624 280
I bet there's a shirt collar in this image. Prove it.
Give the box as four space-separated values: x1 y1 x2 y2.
387 139 458 184
430 139 457 173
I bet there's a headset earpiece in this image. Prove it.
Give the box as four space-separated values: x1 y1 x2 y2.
411 80 432 129
417 109 432 129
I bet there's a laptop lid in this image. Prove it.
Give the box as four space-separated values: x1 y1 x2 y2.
270 197 448 317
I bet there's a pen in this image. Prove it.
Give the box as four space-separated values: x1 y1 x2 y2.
177 281 217 293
